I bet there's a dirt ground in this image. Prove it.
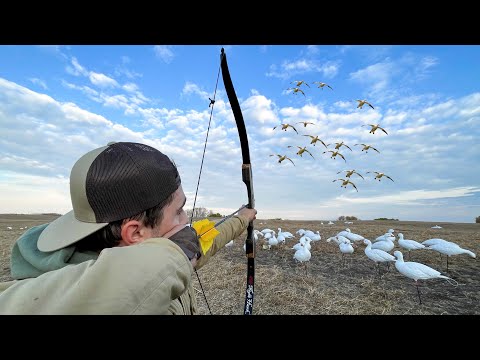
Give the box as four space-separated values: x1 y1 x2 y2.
1 214 479 314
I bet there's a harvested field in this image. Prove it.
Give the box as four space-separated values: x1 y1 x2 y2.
1 214 478 314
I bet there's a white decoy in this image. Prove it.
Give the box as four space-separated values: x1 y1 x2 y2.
393 251 457 304
421 238 458 247
363 239 396 274
293 243 312 275
346 229 365 242
373 232 395 243
397 233 425 260
263 232 272 240
225 240 234 250
304 230 321 241
326 236 339 244
339 240 354 267
327 235 351 246
421 238 459 262
337 228 365 242
261 228 275 235
426 243 476 272
253 229 264 241
296 229 306 235
278 228 294 239
267 233 279 249
371 238 395 253
292 237 312 251
431 225 442 229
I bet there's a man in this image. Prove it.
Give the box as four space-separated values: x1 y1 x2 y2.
0 142 257 314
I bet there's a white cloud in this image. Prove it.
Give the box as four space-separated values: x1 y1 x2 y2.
66 57 89 76
28 78 48 90
181 82 211 101
266 59 339 79
122 82 139 92
349 59 396 93
88 72 119 88
242 93 279 125
336 187 480 205
1 75 479 223
153 45 175 63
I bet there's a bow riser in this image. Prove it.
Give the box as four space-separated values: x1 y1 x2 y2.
220 48 256 315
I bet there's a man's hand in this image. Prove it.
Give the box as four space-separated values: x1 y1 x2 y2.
238 206 257 222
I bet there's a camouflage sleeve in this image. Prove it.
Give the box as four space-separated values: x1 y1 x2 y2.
194 215 249 270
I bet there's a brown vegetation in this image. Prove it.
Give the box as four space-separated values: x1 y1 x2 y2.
1 215 479 314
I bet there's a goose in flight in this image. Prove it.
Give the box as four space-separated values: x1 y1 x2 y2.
333 178 358 192
393 250 456 304
290 80 310 88
287 87 306 97
288 145 315 159
323 150 346 162
302 135 328 149
273 123 298 134
366 171 394 182
312 81 333 90
296 121 315 128
356 99 374 109
329 141 352 151
337 169 364 180
270 154 295 166
355 143 380 153
362 124 388 135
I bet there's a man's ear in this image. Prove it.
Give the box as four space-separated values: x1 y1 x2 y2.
118 220 145 246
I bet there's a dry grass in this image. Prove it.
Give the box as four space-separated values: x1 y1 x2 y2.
1 215 479 314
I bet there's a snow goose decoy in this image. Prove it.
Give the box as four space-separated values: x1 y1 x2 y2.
293 243 312 275
393 251 457 304
339 239 354 267
363 239 396 274
397 233 425 260
425 243 476 272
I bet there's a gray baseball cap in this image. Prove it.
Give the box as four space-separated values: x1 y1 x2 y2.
38 142 180 252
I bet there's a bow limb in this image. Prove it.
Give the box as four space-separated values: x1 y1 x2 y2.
219 48 256 315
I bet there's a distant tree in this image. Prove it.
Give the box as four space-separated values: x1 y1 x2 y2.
208 211 223 218
476 216 480 223
338 215 358 221
186 207 209 218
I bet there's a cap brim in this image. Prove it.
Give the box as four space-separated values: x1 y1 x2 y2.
38 210 108 252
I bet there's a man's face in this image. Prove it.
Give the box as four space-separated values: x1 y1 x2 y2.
152 185 188 238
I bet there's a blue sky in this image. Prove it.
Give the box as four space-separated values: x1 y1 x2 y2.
1 45 479 223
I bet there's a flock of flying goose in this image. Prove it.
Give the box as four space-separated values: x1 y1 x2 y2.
271 79 393 192
247 227 475 304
